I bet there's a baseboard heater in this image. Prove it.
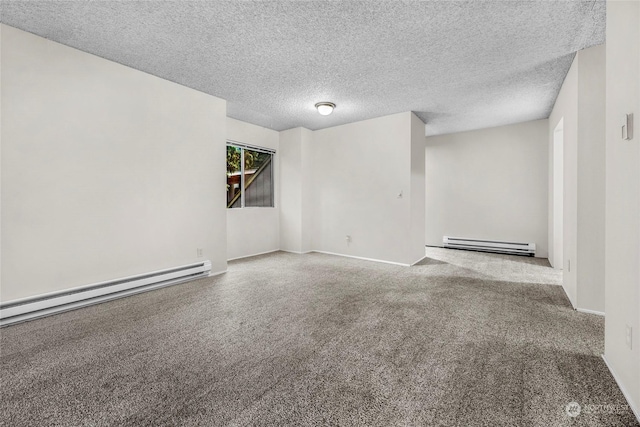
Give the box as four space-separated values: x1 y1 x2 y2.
443 236 535 257
0 260 212 327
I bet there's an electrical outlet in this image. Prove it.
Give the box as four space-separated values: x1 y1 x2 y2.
626 325 633 350
197 248 203 257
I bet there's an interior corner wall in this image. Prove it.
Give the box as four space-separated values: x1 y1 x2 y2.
425 119 549 259
1 25 227 302
548 55 578 306
311 112 418 265
226 118 280 260
299 127 314 253
279 127 305 253
604 0 640 415
278 126 313 254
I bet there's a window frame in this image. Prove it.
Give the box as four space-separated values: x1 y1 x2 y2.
226 140 275 209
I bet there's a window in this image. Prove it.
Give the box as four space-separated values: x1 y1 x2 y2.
226 142 275 208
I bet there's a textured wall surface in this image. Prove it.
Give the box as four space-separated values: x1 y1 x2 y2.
1 1 604 135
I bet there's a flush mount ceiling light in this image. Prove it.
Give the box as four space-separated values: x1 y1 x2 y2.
315 102 336 116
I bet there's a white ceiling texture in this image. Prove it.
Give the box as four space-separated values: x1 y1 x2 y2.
0 1 605 135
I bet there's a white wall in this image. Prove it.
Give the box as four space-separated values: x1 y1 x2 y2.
409 113 426 264
425 119 549 258
226 118 280 260
300 127 314 253
604 0 640 416
549 57 579 305
552 119 564 270
279 127 308 253
1 25 227 302
576 44 606 313
548 44 606 313
0 26 3 292
310 112 424 265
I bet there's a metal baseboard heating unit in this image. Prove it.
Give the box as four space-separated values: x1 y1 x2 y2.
0 260 212 327
443 236 536 257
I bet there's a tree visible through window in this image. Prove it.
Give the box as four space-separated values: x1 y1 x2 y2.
226 143 274 208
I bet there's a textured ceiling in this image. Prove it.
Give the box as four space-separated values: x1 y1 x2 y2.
1 1 605 135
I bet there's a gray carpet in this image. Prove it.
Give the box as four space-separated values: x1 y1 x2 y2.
1 249 637 426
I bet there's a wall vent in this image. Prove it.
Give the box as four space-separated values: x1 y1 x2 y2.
0 261 212 326
443 236 535 257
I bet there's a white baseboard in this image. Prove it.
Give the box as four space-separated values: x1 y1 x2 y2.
207 269 227 277
227 250 280 261
246 249 428 267
576 307 605 316
411 255 429 266
312 250 410 267
601 355 640 422
561 284 577 309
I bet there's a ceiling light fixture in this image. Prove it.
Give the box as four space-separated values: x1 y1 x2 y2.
315 102 336 116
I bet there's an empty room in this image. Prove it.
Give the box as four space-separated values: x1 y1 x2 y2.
1 1 639 426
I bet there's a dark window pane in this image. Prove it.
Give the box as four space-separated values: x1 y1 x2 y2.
227 145 242 208
244 150 273 207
